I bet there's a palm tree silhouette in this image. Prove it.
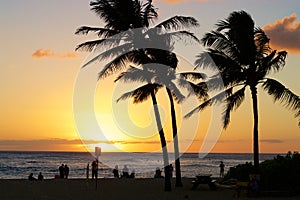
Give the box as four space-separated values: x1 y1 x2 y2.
116 64 175 191
187 11 300 171
115 57 208 188
75 0 200 190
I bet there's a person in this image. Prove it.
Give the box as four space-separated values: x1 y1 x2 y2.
169 164 174 178
28 173 36 180
154 167 163 178
86 163 89 179
59 164 64 178
113 165 119 178
122 165 129 178
38 172 44 180
64 164 69 179
129 169 135 178
219 161 225 178
91 159 98 179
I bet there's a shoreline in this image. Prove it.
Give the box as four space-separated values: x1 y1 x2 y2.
1 178 298 200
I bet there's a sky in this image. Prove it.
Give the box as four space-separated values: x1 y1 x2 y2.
0 0 299 154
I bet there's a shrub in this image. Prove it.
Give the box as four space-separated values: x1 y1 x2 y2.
224 151 300 194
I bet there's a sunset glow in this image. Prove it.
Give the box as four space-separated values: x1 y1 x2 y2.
0 0 299 154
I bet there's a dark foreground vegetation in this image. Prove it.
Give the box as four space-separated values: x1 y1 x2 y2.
224 151 300 195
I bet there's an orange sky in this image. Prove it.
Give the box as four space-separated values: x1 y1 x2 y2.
0 0 299 154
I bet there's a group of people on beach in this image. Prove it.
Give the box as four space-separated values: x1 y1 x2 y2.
86 158 100 179
28 172 44 181
154 164 174 178
112 165 135 178
58 164 70 179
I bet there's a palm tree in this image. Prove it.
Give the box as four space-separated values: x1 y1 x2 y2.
76 0 200 188
115 61 208 189
116 64 176 191
187 11 300 172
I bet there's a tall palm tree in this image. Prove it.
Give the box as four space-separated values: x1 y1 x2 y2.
187 11 300 172
76 0 199 189
115 61 208 188
115 64 176 191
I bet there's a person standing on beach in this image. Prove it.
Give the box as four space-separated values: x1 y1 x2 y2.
169 164 174 178
64 164 70 179
59 164 64 178
91 159 98 179
113 165 119 178
122 165 129 178
219 161 225 178
86 163 89 179
38 172 44 180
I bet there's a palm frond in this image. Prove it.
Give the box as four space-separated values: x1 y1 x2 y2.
142 0 158 27
223 86 246 128
166 82 185 103
155 16 199 31
195 49 240 72
75 39 107 52
265 50 287 72
254 28 270 55
114 65 153 83
75 26 118 38
83 42 132 70
165 30 200 44
180 72 207 81
117 83 162 104
201 31 236 56
262 78 300 113
99 49 151 79
184 98 212 119
184 87 231 118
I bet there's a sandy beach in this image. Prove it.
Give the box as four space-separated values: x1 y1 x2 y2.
0 178 298 200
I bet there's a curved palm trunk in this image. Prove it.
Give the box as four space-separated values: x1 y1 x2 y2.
150 90 172 191
166 88 183 187
250 86 259 172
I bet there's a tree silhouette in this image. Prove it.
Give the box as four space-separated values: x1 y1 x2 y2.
187 11 300 171
75 0 200 190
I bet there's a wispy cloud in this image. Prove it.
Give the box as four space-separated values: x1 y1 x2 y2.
260 139 284 144
263 14 300 54
0 138 162 150
31 49 78 59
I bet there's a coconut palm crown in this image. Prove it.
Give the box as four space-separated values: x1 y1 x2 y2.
188 11 300 171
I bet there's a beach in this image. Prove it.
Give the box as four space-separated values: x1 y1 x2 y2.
0 178 298 200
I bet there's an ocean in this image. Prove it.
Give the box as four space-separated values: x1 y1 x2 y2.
0 151 280 179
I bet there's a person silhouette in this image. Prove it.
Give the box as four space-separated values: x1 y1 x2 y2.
38 172 44 180
219 161 225 178
91 159 98 179
64 164 69 179
122 165 129 178
129 169 135 178
113 165 119 178
169 164 174 177
28 173 36 180
59 164 64 179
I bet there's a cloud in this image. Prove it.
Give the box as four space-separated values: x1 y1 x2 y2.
263 14 300 54
0 138 162 150
32 49 78 59
260 139 284 144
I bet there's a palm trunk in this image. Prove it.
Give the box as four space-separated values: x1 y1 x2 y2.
250 86 259 172
166 88 183 187
150 90 171 191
